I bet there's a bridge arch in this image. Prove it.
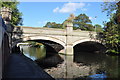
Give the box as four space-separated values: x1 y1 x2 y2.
23 35 66 48
73 38 99 47
73 38 106 54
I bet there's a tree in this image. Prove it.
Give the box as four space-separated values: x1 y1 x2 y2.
103 17 119 54
101 1 120 54
73 14 94 31
101 2 117 16
94 24 103 33
44 14 94 31
74 14 92 23
43 22 63 29
43 22 51 28
1 1 23 26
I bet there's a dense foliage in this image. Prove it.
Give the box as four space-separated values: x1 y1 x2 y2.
43 22 63 29
94 24 103 33
44 13 101 31
73 14 94 31
102 2 120 54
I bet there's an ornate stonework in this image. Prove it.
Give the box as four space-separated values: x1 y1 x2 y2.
63 14 75 28
67 13 75 23
0 7 12 20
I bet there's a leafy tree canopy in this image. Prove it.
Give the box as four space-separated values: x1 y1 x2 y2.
74 14 92 23
43 22 63 29
73 14 94 31
44 13 97 31
101 2 117 16
101 1 120 54
94 24 103 33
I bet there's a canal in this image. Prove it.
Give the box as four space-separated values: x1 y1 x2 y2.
19 43 119 79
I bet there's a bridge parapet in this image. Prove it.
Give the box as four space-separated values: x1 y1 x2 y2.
16 26 97 37
73 30 96 37
21 26 66 35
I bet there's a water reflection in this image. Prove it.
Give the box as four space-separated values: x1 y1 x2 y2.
20 45 64 69
20 45 46 61
74 52 119 78
19 44 119 79
36 54 64 69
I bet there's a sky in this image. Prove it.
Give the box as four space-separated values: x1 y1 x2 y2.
17 2 110 27
17 0 117 2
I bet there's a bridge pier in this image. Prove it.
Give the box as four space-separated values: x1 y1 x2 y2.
65 22 74 78
65 45 74 78
66 45 73 56
66 56 74 78
65 22 74 56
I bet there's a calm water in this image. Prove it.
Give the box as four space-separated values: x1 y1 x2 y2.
74 52 119 78
20 45 46 61
20 45 119 79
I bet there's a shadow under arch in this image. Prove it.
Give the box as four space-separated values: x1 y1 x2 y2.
23 35 65 48
33 39 64 55
73 39 99 47
73 41 106 64
25 39 64 69
74 41 106 53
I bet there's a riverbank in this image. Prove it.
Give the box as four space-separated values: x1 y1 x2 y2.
44 61 92 78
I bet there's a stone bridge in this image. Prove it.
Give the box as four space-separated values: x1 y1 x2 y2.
0 7 100 55
13 23 99 55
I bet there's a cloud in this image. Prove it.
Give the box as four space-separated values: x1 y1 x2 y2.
89 16 97 20
53 2 86 13
89 17 93 20
53 7 59 13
